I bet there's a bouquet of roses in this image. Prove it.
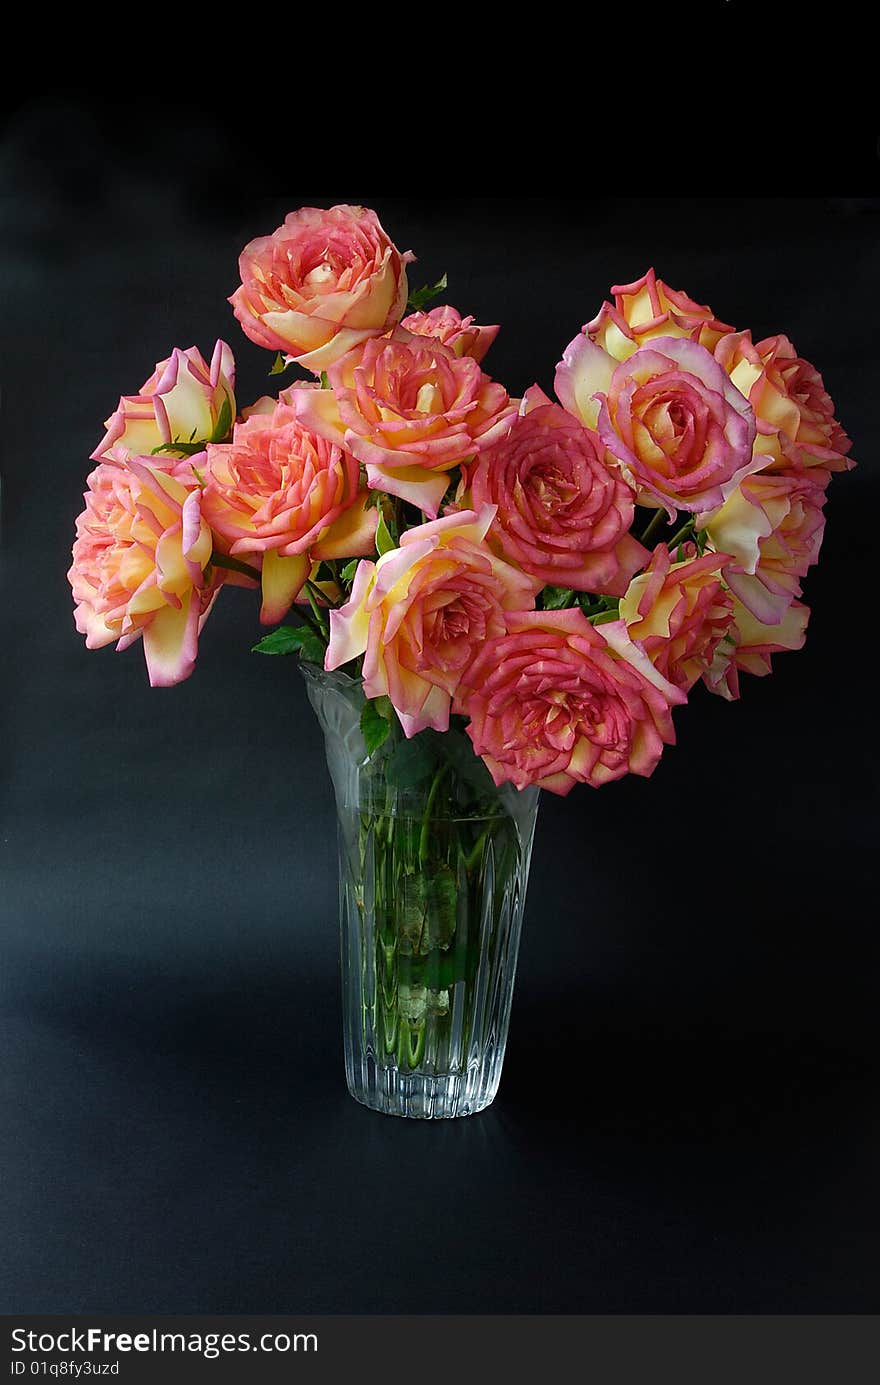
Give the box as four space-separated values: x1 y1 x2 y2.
69 203 854 796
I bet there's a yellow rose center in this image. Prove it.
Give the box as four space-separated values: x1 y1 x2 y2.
303 262 335 290
415 382 443 415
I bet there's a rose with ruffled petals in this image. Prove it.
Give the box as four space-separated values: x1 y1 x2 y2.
702 471 826 626
401 305 499 363
454 609 685 794
92 341 235 464
557 334 758 519
714 331 854 479
585 268 734 364
68 458 215 686
703 599 809 701
229 204 413 373
465 385 648 595
202 401 377 624
620 542 735 691
325 507 535 737
294 333 516 517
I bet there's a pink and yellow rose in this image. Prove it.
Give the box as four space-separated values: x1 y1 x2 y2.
703 599 810 701
714 331 853 478
202 401 377 624
557 334 758 518
230 204 413 373
294 333 516 517
401 305 499 363
92 341 235 464
620 543 735 692
325 507 535 737
68 458 215 686
454 608 685 794
702 471 826 626
465 385 648 595
585 268 734 363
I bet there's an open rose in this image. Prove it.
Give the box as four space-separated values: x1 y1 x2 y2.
68 458 215 686
557 334 758 518
466 386 648 595
454 608 685 794
230 204 413 373
401 305 499 363
325 507 535 737
714 331 854 479
702 472 826 626
92 341 235 463
294 333 516 517
620 543 734 691
202 401 376 624
703 599 809 701
584 268 734 363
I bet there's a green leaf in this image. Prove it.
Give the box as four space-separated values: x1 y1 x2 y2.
375 509 397 556
252 624 326 663
541 586 576 610
320 371 330 389
406 272 448 314
360 698 393 756
434 727 495 798
423 865 457 951
269 352 288 376
150 440 206 458
340 559 359 585
210 393 233 444
398 874 427 952
384 736 436 789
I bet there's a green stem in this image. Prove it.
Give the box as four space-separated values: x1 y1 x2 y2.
419 762 449 867
294 604 326 641
464 823 492 873
640 509 666 544
667 517 696 551
210 551 262 583
305 581 330 637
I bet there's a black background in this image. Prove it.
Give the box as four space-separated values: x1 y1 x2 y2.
1 102 878 1313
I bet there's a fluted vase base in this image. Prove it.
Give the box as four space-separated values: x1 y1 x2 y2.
346 1055 506 1120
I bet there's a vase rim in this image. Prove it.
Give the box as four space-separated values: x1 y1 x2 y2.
299 661 361 691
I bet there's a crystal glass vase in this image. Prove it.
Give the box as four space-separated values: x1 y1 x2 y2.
302 665 540 1119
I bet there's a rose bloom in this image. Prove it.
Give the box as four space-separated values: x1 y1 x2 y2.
68 458 215 686
229 204 413 373
557 334 758 518
401 305 499 363
202 401 376 624
714 331 854 478
466 385 648 595
454 608 685 795
92 341 235 464
619 542 735 691
703 598 809 701
325 507 535 737
702 471 826 626
294 332 516 517
585 268 734 363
